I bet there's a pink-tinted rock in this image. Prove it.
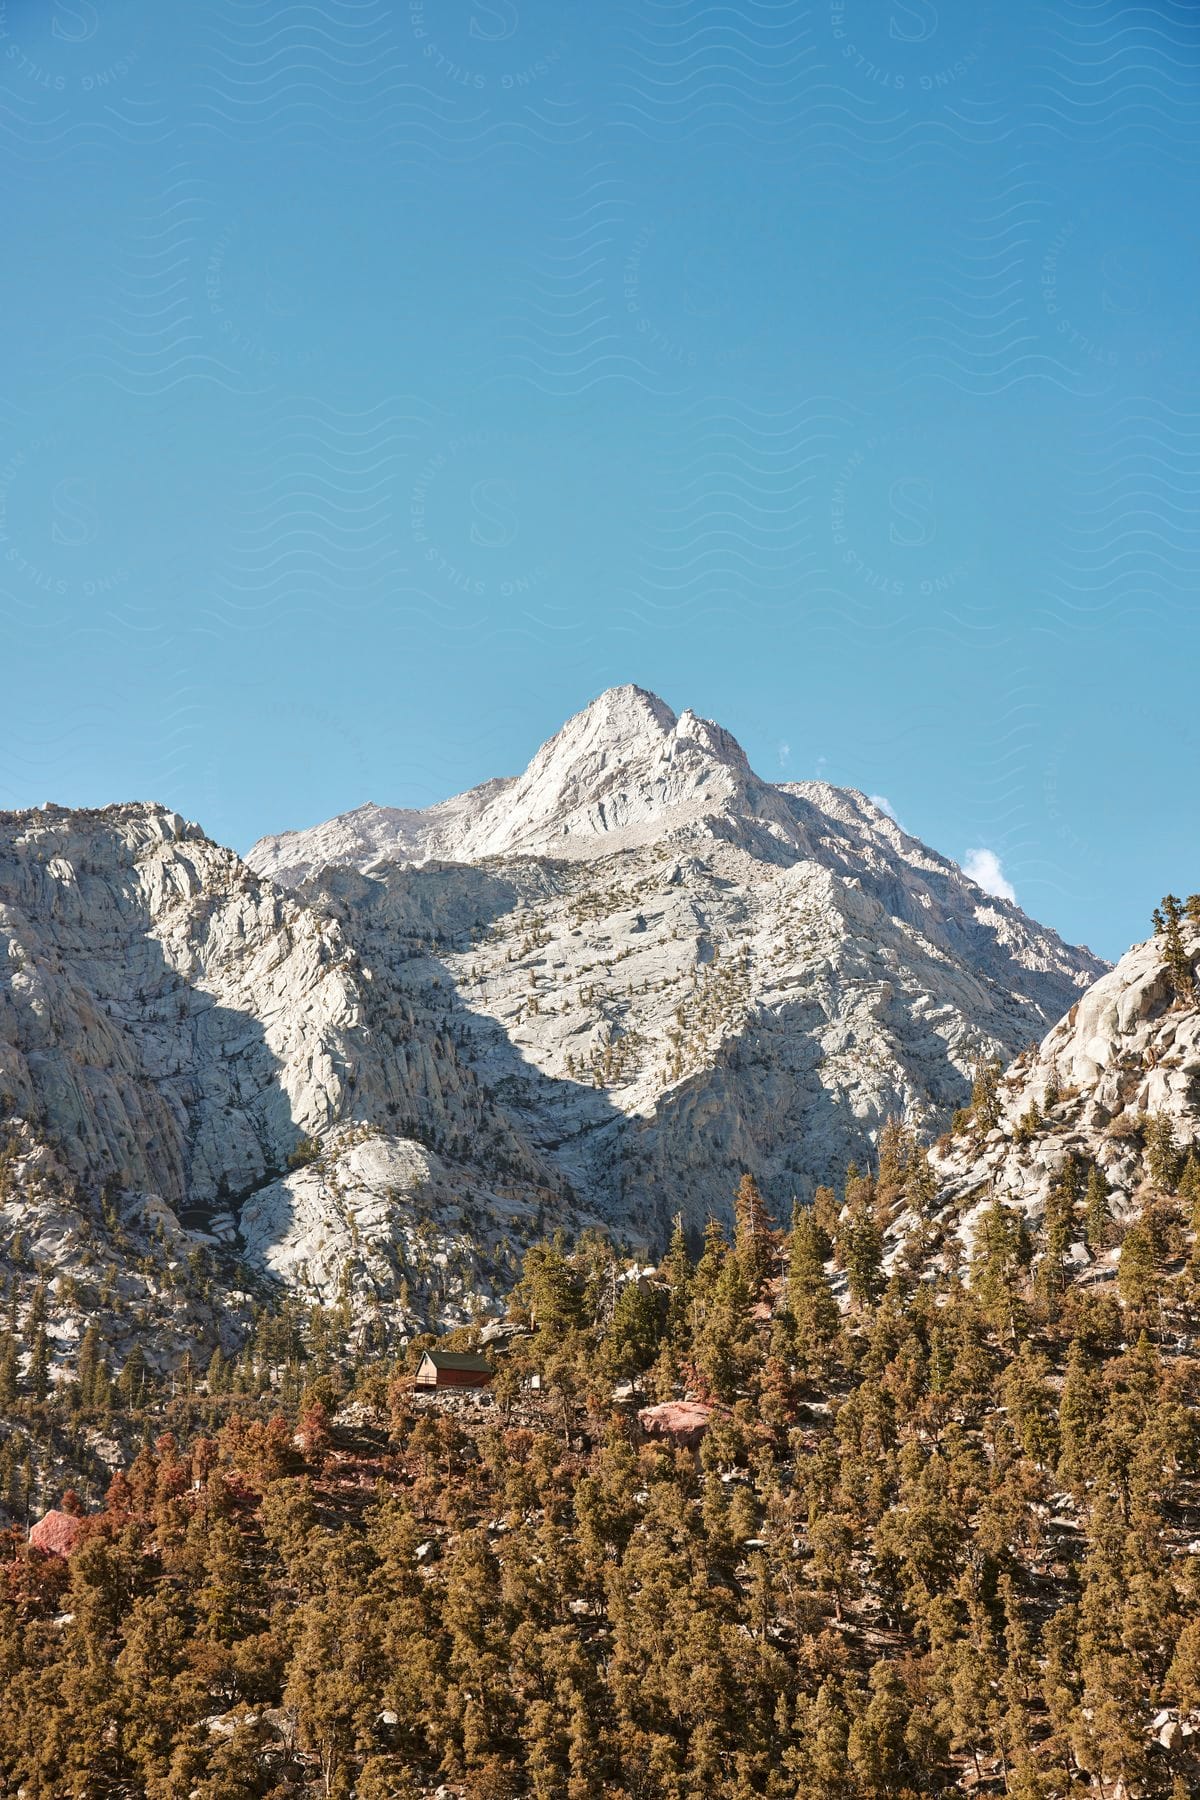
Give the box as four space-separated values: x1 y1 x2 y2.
29 1510 84 1558
637 1400 712 1450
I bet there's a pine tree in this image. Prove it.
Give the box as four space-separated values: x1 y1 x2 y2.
1146 1111 1181 1192
969 1056 1003 1134
1084 1163 1111 1253
971 1199 1029 1344
1118 1216 1160 1311
1178 1150 1200 1227
518 1236 584 1339
691 1217 729 1330
1159 894 1195 1001
693 1251 754 1402
732 1172 774 1297
29 1324 50 1402
810 1186 839 1260
1038 1162 1077 1302
1002 1342 1058 1468
904 1139 938 1218
808 1513 858 1623
602 1279 661 1381
847 1661 915 1793
875 1117 909 1212
117 1343 148 1408
284 1594 373 1798
0 1334 17 1405
843 1200 884 1311
660 1215 693 1349
76 1324 105 1410
786 1206 840 1375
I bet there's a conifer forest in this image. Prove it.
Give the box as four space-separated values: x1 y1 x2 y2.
3 1101 1200 1799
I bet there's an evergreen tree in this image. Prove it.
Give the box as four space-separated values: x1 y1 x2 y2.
29 1323 50 1402
809 1186 839 1260
659 1215 693 1349
518 1236 584 1338
1118 1216 1160 1311
0 1334 17 1405
904 1138 938 1218
875 1117 909 1213
848 1661 919 1793
1146 1110 1181 1192
969 1055 1003 1135
1038 1160 1077 1303
118 1342 149 1408
1084 1163 1111 1253
841 1166 884 1310
1178 1149 1200 1229
2 1108 1200 1799
601 1279 662 1381
786 1206 840 1375
1158 894 1195 1001
732 1172 774 1297
1002 1342 1058 1468
693 1250 754 1402
971 1199 1029 1343
76 1323 106 1410
691 1217 730 1329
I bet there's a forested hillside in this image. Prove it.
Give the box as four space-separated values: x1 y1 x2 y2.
1 897 1197 1798
2 1111 1200 1799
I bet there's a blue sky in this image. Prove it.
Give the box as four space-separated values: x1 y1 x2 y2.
2 0 1199 961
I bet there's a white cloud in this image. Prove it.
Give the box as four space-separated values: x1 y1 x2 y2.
778 740 791 769
963 847 1017 905
870 794 897 822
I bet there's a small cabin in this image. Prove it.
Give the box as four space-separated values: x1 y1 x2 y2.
414 1349 494 1392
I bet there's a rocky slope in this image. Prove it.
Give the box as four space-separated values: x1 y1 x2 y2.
252 687 1104 1233
918 915 1200 1272
0 689 1107 1365
0 804 572 1345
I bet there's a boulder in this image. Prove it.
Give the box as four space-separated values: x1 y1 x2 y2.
29 1510 84 1558
638 1400 713 1450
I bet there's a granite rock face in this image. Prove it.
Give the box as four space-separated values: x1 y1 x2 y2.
250 687 1104 1243
1 690 1107 1336
921 920 1200 1266
0 803 358 1208
0 803 565 1328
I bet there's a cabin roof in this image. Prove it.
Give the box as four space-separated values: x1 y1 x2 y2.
419 1349 493 1373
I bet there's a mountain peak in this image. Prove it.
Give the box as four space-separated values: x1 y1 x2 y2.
529 684 679 770
454 685 762 860
569 682 677 734
540 686 753 781
1 693 1110 1340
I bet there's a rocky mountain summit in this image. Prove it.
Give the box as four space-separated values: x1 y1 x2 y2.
247 687 1106 1240
249 685 783 879
1 689 1107 1362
